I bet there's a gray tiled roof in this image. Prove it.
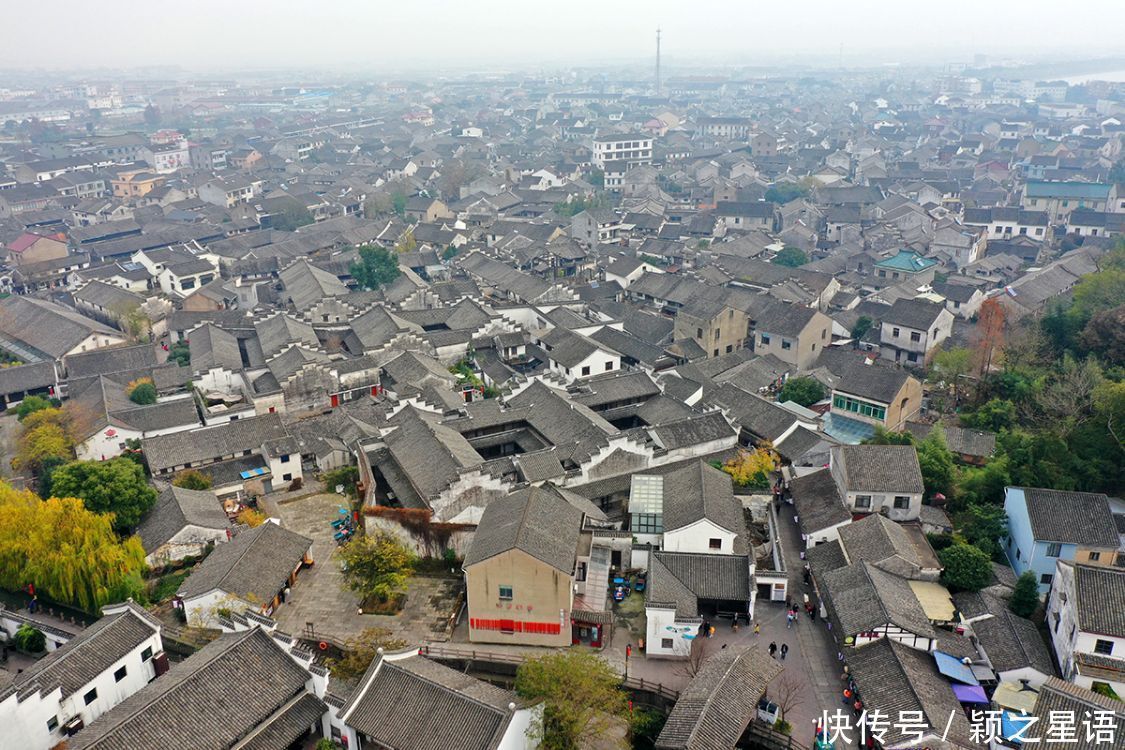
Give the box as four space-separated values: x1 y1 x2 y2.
883 298 947 330
822 561 934 638
661 461 746 551
386 408 483 502
65 343 156 379
464 484 584 573
706 383 795 443
189 323 243 373
650 411 735 451
236 692 329 750
1073 564 1125 637
342 655 515 750
1019 487 1119 548
648 552 752 617
655 646 782 750
0 360 57 397
0 295 119 359
837 444 924 495
143 413 290 473
790 468 851 536
1031 678 1125 750
70 628 313 750
847 639 973 748
837 514 936 577
973 610 1056 676
12 604 158 702
177 522 311 603
136 485 230 554
829 356 914 405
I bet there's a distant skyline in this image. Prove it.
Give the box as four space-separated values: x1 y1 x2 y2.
3 0 1125 73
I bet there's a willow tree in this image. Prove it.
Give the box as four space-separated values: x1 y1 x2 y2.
0 483 145 612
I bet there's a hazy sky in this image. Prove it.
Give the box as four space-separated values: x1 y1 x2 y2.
2 0 1125 72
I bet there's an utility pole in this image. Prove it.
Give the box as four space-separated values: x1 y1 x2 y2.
655 27 662 95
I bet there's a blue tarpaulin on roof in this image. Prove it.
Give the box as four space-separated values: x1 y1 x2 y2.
933 651 979 685
239 466 269 480
1001 711 1036 744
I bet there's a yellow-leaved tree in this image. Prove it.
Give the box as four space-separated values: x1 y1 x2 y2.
13 407 74 473
721 443 778 489
0 483 146 612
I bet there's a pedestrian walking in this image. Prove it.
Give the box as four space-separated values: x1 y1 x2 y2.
709 625 715 638
786 612 793 629
780 643 789 660
753 621 761 636
769 641 777 658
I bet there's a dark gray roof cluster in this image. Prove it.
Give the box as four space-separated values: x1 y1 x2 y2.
847 639 973 748
1072 563 1125 636
143 412 291 473
70 627 317 750
821 561 934 638
789 467 851 535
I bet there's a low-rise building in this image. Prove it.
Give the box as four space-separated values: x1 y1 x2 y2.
176 521 312 626
0 602 164 750
1047 561 1125 697
1004 487 1121 592
878 298 954 367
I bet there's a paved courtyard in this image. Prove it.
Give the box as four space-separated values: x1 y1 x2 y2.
271 493 462 646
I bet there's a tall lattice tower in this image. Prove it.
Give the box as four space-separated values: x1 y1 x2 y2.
655 28 662 94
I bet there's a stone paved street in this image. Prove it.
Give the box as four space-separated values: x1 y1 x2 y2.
271 493 461 646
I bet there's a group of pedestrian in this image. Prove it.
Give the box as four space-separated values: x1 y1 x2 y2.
699 621 716 639
767 641 789 660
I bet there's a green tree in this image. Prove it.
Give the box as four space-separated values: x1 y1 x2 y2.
515 651 629 750
172 469 213 490
350 244 402 291
271 201 314 231
323 466 360 498
916 425 956 501
49 458 158 531
14 408 74 474
778 377 826 407
392 191 407 218
16 395 54 421
325 626 408 681
1009 571 1040 618
851 316 874 342
338 531 415 603
957 503 1007 558
168 340 191 367
961 398 1017 432
932 347 972 400
0 483 146 612
1080 304 1125 366
128 380 157 405
773 246 808 268
14 623 46 654
631 707 667 750
939 543 993 592
957 457 1011 508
